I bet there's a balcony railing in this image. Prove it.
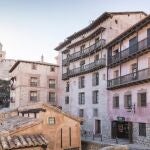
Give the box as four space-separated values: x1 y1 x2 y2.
108 68 150 89
108 37 150 66
62 58 106 80
62 39 106 66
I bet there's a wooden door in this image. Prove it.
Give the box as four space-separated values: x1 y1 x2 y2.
95 120 101 134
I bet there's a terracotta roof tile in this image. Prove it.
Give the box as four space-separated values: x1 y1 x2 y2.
0 134 48 150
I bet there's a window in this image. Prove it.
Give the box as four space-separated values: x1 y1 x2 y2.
30 77 38 87
94 54 99 62
66 82 69 92
49 79 55 89
30 91 38 102
92 72 99 86
139 123 146 136
79 76 85 89
80 45 85 53
93 109 98 117
65 96 69 104
92 90 99 104
80 60 85 66
138 92 147 107
50 66 55 72
32 63 37 70
79 109 84 117
124 95 132 108
114 70 119 78
49 92 55 103
113 96 119 108
78 92 85 105
113 49 119 55
48 117 55 125
131 63 137 79
95 37 99 43
103 74 106 80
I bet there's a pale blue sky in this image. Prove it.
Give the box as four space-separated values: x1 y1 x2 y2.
0 0 149 63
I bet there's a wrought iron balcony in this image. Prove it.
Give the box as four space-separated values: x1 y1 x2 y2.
108 37 150 67
108 68 150 90
62 58 106 80
62 39 106 66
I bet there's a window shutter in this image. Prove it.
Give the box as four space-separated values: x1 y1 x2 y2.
124 95 127 108
78 94 81 104
113 97 115 108
137 93 141 107
92 74 95 86
83 93 85 104
79 78 81 89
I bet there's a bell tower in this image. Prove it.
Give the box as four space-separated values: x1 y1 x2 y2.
0 43 6 61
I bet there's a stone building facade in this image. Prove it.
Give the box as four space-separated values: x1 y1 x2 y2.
9 60 59 109
0 103 81 150
55 11 147 139
107 14 150 146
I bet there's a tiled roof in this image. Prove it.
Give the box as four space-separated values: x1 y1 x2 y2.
0 116 41 133
0 134 48 150
55 11 147 50
9 59 59 73
18 102 82 122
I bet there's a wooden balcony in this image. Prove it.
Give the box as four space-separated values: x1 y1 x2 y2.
108 37 150 68
108 68 150 90
62 39 106 66
62 58 106 80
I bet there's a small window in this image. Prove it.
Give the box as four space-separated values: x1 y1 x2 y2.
94 54 99 62
79 76 85 89
32 63 37 70
92 72 99 86
138 92 147 107
115 19 118 24
103 74 106 80
48 117 55 125
79 109 84 117
78 92 85 105
49 79 55 89
65 96 69 104
93 108 98 117
80 45 85 51
139 123 146 136
95 37 99 43
113 49 119 55
114 70 119 78
50 66 55 72
92 90 99 104
49 92 55 103
66 82 69 92
30 77 38 87
30 91 38 102
113 96 119 108
124 95 132 108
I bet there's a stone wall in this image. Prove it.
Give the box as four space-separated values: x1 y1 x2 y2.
133 123 150 147
81 141 128 150
81 141 109 150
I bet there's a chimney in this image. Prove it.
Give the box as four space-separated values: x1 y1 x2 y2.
41 54 44 63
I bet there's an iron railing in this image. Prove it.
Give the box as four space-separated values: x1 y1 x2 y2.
62 58 106 80
108 68 150 89
108 37 150 65
62 39 106 66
